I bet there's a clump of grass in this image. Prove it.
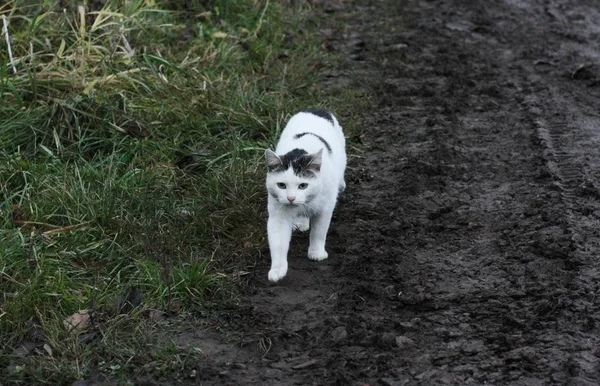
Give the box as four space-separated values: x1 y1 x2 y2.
0 0 369 383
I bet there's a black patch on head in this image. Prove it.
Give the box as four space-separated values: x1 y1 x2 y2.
293 132 332 154
301 109 334 124
270 148 318 178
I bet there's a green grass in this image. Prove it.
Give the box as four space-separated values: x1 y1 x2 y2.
0 0 369 383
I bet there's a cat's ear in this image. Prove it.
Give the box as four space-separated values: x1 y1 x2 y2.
265 149 282 172
307 149 323 172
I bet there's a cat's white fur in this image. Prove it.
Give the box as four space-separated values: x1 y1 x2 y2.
265 110 346 282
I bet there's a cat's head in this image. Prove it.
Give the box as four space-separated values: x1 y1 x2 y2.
265 148 323 206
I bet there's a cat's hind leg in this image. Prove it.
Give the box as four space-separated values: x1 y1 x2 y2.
338 180 346 193
293 216 310 232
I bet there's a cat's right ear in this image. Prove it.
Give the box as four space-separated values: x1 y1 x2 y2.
265 149 282 172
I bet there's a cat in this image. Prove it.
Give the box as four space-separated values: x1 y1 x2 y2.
265 109 347 282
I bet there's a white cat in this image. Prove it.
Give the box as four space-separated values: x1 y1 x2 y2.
265 109 347 282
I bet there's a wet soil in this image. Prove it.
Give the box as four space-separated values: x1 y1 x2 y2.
175 0 600 384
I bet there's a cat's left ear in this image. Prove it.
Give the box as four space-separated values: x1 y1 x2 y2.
265 149 282 172
307 149 323 172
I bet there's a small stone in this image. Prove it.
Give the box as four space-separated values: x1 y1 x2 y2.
395 336 415 348
415 369 439 380
448 329 464 338
378 332 396 347
506 346 536 362
230 362 247 370
331 326 348 342
448 341 462 350
461 339 485 354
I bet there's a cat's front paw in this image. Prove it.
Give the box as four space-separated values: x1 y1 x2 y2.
268 264 288 282
308 249 328 261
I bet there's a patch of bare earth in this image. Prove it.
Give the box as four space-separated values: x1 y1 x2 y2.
171 1 600 385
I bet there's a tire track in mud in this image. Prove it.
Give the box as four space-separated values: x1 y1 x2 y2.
510 0 600 251
510 0 600 319
442 0 600 383
336 0 600 383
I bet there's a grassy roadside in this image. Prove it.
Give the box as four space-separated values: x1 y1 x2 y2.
0 0 368 383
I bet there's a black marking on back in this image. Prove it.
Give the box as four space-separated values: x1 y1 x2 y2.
269 148 317 178
301 109 334 124
293 132 332 154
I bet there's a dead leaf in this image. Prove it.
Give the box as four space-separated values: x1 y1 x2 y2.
64 310 91 333
43 343 53 357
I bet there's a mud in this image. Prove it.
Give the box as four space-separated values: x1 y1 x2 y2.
174 0 600 384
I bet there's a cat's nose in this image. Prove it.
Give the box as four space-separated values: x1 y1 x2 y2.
287 196 296 203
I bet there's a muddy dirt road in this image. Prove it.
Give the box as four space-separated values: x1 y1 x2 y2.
180 0 600 384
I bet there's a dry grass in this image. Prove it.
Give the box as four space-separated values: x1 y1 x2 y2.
0 0 368 383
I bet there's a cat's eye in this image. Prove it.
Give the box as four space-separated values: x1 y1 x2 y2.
277 183 286 189
298 183 308 190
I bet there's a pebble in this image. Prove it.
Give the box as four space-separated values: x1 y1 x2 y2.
395 336 415 348
331 326 348 342
506 346 536 362
398 322 416 330
380 332 397 347
461 339 485 354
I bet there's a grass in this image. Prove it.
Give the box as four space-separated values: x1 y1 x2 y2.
0 0 368 383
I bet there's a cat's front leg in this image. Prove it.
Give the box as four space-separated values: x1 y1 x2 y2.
308 209 333 261
267 213 293 282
